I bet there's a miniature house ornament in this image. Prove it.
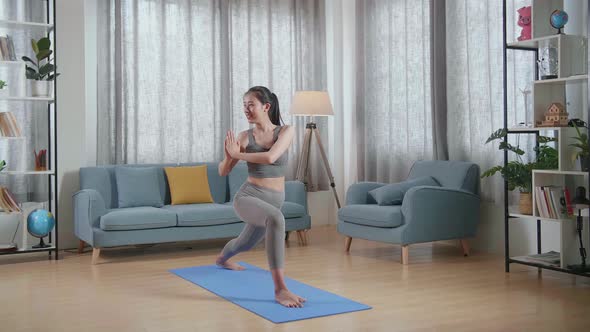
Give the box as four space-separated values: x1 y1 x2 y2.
537 102 569 127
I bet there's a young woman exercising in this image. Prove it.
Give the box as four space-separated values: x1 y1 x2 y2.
216 86 305 308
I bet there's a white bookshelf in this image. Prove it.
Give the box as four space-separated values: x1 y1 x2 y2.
504 0 590 275
0 19 53 30
0 170 54 175
0 1 58 258
0 96 54 102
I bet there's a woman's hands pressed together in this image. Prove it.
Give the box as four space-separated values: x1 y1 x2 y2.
225 130 241 159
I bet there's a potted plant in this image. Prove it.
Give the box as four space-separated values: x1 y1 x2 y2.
481 129 558 215
22 37 60 97
569 122 589 171
0 80 6 97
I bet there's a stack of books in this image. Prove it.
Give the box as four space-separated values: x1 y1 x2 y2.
0 35 17 61
0 112 22 137
0 186 21 213
534 185 574 219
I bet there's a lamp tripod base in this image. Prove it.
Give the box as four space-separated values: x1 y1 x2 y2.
296 122 341 209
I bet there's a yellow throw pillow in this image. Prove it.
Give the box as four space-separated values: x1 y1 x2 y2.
164 165 214 205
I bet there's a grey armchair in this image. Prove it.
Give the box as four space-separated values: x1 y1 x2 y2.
337 160 481 264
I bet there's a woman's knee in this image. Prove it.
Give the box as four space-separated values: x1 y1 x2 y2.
266 211 285 230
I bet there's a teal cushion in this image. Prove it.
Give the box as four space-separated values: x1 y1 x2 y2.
368 176 440 206
115 167 164 208
100 207 177 231
338 204 404 228
163 203 241 226
281 202 306 218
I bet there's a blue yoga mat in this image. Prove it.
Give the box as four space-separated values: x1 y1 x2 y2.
169 262 371 323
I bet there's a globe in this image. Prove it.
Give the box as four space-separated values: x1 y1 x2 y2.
27 209 55 248
550 10 568 33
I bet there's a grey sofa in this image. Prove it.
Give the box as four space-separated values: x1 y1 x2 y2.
337 160 480 264
74 162 310 264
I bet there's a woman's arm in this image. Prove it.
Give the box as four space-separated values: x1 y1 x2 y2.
229 126 294 164
218 131 247 176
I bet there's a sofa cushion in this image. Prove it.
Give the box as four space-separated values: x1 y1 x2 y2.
228 163 248 202
368 176 440 206
338 204 404 228
114 166 164 208
164 165 214 205
281 202 306 218
163 203 241 226
100 207 177 231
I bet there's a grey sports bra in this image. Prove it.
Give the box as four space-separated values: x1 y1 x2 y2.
245 126 288 178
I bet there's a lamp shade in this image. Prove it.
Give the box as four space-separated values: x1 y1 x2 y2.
289 91 334 116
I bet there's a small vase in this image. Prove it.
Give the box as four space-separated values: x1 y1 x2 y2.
519 192 533 215
31 80 52 97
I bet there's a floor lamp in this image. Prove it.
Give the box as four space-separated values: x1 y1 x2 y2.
290 91 341 210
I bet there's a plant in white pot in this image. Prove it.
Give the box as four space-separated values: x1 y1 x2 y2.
22 37 60 97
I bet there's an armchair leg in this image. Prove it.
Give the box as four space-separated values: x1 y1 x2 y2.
401 245 409 265
460 239 470 256
296 231 304 245
345 236 352 252
92 248 101 265
78 240 86 254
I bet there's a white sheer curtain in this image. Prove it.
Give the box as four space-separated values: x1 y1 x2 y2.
446 0 535 202
356 0 433 183
96 0 328 188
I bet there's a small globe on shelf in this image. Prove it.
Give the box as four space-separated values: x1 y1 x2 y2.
550 9 568 34
27 209 55 248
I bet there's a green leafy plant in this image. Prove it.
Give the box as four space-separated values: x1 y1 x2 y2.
481 128 558 193
21 37 60 81
0 160 6 172
0 80 6 89
569 122 589 168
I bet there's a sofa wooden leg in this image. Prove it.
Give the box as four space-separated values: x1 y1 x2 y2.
92 248 101 265
296 231 304 245
460 239 470 257
401 245 409 265
303 230 309 246
345 236 352 252
78 240 86 254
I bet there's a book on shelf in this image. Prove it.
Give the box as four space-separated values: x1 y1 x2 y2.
0 112 22 137
0 35 16 61
0 186 21 213
534 185 572 219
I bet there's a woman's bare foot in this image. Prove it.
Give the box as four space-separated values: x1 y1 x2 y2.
275 288 306 308
215 256 245 271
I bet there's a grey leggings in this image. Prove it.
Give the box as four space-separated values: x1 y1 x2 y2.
220 182 286 269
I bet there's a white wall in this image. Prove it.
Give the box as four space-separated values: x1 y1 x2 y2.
56 0 97 249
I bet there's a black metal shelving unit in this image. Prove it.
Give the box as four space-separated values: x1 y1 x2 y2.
0 0 58 260
502 0 589 277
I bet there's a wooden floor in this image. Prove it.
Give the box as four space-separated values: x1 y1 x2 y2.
1 225 589 332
